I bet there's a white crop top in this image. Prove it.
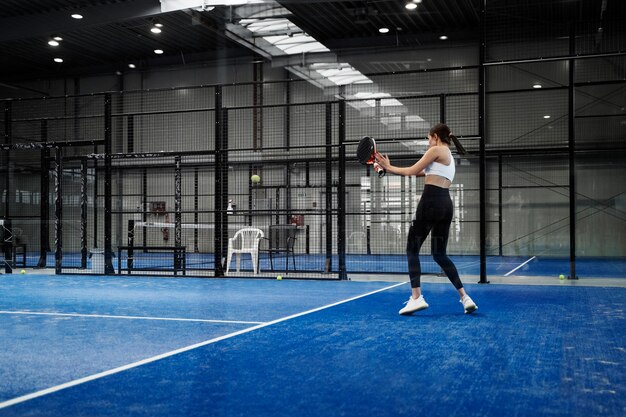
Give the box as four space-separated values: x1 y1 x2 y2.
424 147 455 182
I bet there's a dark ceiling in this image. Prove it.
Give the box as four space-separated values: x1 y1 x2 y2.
0 0 622 83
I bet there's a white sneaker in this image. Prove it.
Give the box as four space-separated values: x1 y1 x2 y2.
399 295 429 315
461 295 477 314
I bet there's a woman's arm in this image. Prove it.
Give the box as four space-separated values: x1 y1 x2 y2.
375 147 439 177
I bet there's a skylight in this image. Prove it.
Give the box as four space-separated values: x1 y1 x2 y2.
353 92 403 108
240 18 297 35
240 17 329 55
216 0 427 137
313 64 372 86
264 34 329 54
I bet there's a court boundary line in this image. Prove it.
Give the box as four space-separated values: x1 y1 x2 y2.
0 281 406 410
504 256 536 276
0 310 264 325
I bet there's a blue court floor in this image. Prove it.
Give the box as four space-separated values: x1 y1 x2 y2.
0 274 625 417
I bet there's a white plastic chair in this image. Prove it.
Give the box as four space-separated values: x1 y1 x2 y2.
226 227 264 274
348 231 366 253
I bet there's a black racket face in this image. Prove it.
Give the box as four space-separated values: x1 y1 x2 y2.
357 136 376 164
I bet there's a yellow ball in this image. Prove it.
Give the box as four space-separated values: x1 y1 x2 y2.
559 274 565 280
20 269 26 274
276 275 282 280
251 174 261 184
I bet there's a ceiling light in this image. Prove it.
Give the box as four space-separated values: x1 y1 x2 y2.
543 115 551 119
48 40 59 46
379 27 389 34
53 36 63 41
53 58 63 63
405 3 417 10
128 63 136 69
413 0 423 3
71 14 83 19
154 23 164 28
154 49 164 54
150 26 162 34
533 83 542 89
439 35 448 40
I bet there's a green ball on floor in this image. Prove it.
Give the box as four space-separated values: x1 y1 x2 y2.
276 275 282 280
559 274 565 280
20 269 26 274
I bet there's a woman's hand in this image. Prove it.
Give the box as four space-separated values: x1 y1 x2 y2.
375 152 390 169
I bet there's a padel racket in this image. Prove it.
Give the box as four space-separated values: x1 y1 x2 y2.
356 136 386 177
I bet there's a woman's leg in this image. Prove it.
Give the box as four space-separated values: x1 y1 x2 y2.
400 208 433 314
429 197 477 312
430 199 464 291
406 209 431 291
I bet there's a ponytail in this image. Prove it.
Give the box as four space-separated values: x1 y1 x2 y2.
449 134 467 155
429 123 467 155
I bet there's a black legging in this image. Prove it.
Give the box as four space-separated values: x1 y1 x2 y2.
407 184 463 289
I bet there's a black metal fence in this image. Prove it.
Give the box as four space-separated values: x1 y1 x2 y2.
1 3 624 279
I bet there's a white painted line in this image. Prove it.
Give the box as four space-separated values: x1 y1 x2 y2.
504 256 536 277
0 282 406 410
0 310 263 325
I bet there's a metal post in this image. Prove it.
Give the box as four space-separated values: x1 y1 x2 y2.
142 168 147 248
174 156 182 274
80 157 88 269
325 102 333 273
284 78 291 150
568 25 578 280
194 167 199 252
2 219 13 274
337 100 347 280
54 148 63 274
127 219 135 273
478 0 489 284
440 93 446 123
498 155 503 256
214 86 225 276
38 119 50 268
127 115 134 153
104 93 114 274
4 102 11 218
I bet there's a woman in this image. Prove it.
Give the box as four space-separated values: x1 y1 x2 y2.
375 123 477 315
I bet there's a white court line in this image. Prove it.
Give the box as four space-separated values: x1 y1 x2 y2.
0 311 263 325
0 281 406 410
504 256 536 277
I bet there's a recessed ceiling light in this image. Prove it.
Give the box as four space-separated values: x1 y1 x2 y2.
151 26 162 34
154 23 163 28
413 0 423 3
379 27 389 34
128 63 136 69
439 35 448 40
53 36 63 41
54 58 63 63
533 83 543 89
71 13 83 19
48 40 60 46
405 3 417 10
543 115 551 119
154 49 164 54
